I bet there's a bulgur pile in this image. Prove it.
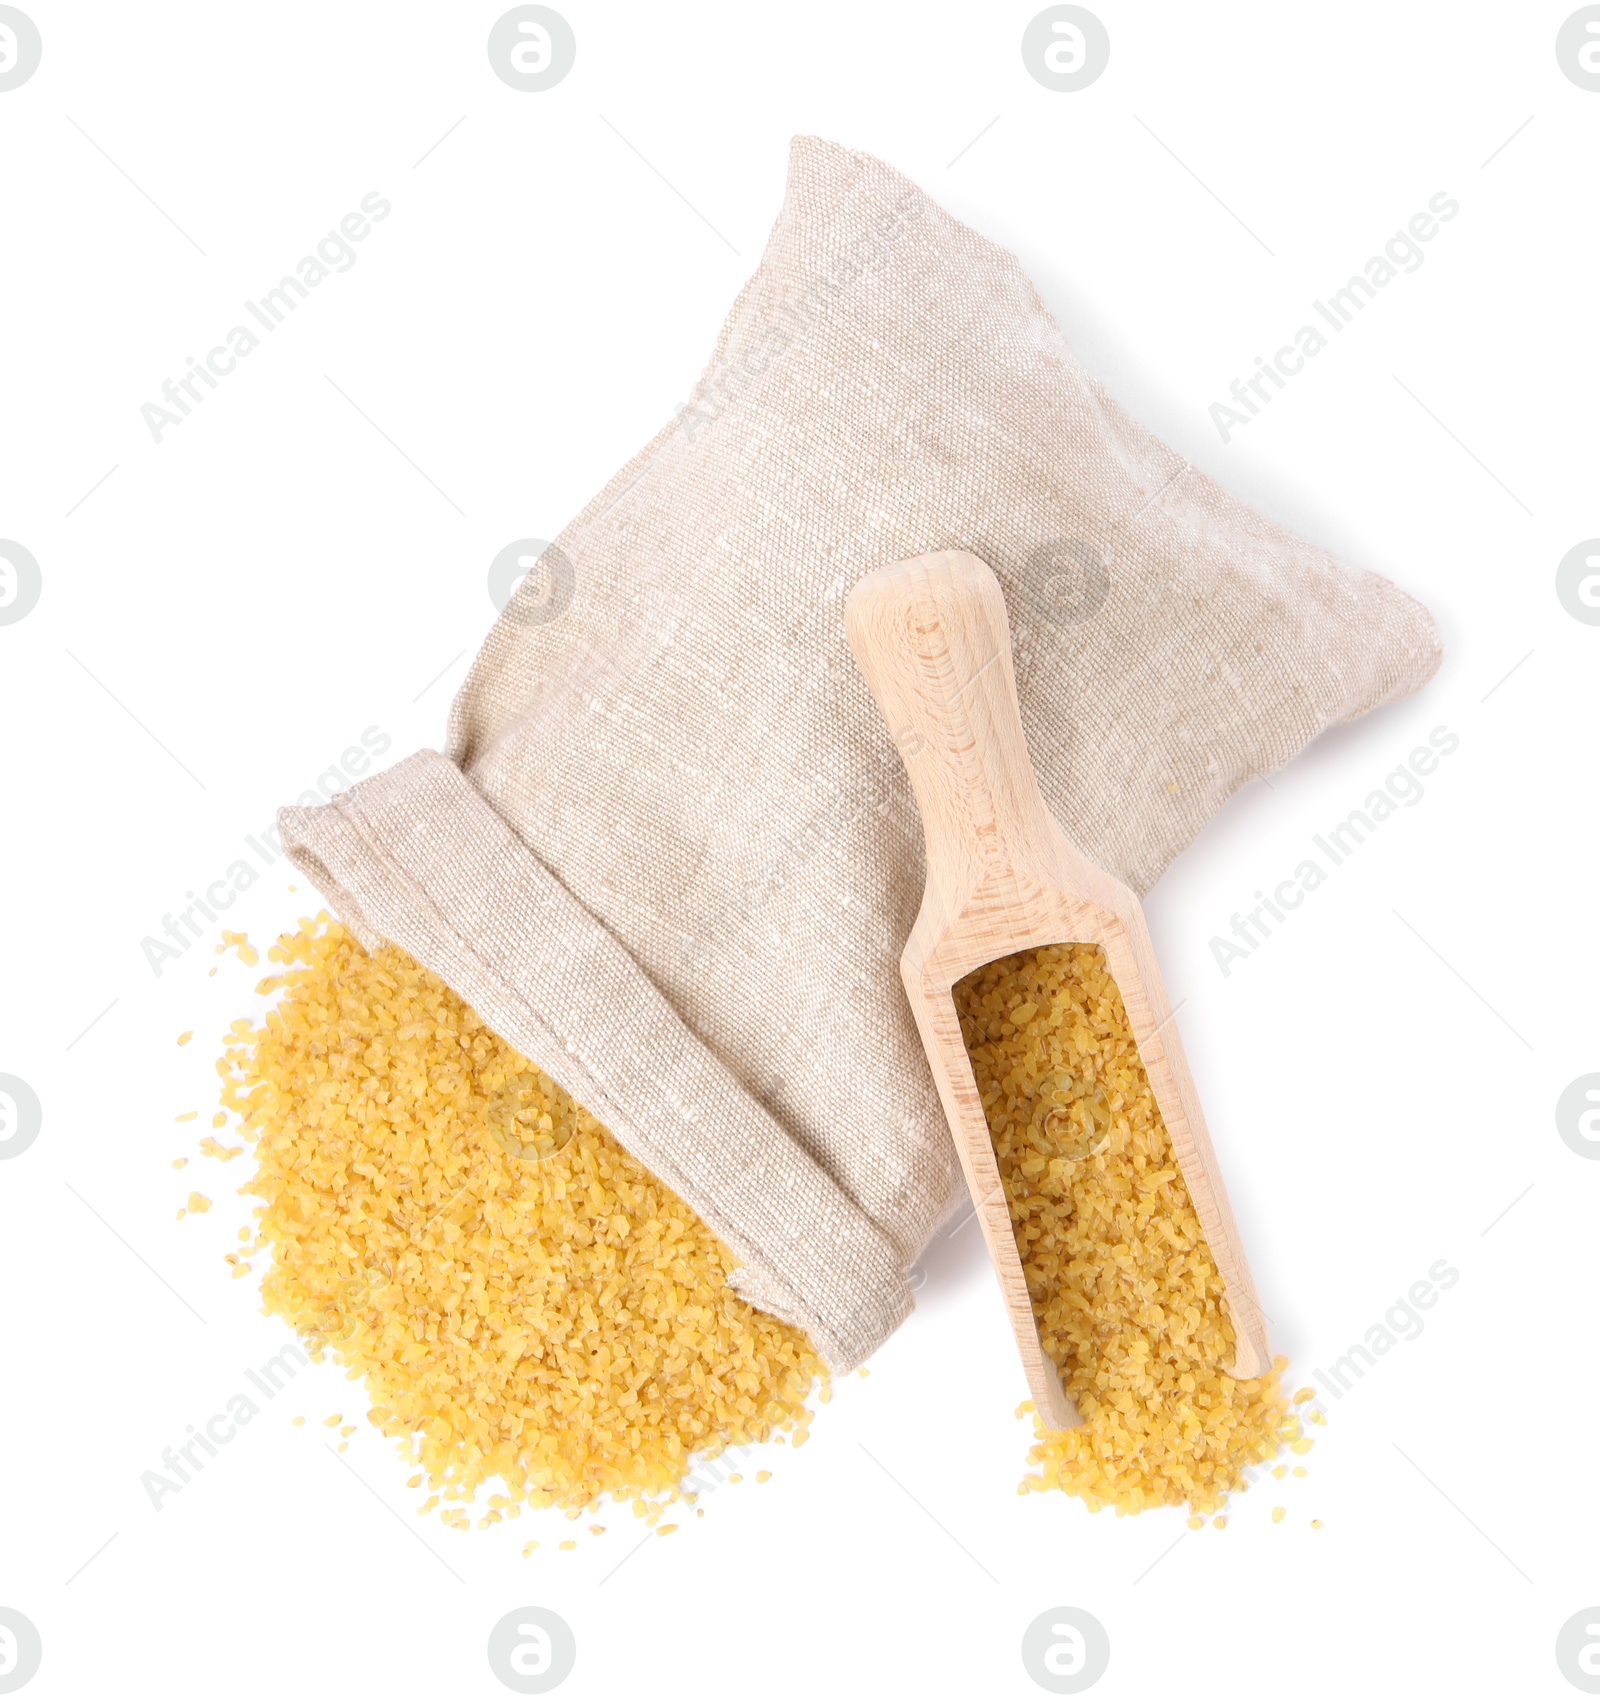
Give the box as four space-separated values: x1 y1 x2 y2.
954 942 1296 1515
217 917 822 1523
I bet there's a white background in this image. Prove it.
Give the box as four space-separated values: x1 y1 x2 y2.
2 3 1596 1695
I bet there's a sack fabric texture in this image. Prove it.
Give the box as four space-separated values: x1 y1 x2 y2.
280 136 1442 1371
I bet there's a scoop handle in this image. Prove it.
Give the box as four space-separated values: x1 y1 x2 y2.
844 551 1055 894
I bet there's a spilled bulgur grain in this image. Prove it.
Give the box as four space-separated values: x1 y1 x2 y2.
954 942 1290 1516
219 917 821 1519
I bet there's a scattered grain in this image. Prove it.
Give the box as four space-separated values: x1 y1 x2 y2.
220 918 820 1520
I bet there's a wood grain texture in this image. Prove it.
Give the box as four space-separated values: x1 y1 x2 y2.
845 550 1271 1431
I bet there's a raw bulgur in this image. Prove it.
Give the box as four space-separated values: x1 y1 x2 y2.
217 917 822 1519
955 942 1293 1515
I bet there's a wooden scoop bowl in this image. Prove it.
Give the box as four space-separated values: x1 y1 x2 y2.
844 549 1271 1430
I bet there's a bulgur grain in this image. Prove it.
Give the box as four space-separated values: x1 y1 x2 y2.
954 943 1289 1516
220 918 821 1520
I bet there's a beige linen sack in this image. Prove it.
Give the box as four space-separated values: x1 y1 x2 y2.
281 137 1441 1370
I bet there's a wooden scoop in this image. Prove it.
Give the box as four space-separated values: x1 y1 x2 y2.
844 549 1271 1430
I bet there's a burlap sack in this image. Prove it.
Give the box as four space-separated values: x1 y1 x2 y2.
281 136 1440 1371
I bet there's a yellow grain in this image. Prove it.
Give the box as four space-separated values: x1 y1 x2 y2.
220 918 821 1520
955 943 1289 1516
1272 1505 1286 1523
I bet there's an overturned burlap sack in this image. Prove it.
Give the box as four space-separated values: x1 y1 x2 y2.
281 136 1440 1370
